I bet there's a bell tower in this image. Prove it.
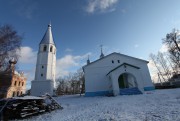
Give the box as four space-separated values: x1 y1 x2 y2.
31 24 56 96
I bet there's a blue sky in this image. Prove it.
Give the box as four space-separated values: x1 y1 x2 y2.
1 0 180 89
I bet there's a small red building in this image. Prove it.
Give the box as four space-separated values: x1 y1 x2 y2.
0 59 26 99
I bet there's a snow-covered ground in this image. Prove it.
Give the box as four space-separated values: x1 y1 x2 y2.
23 88 180 121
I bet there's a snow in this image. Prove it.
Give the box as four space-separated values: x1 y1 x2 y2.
22 88 180 121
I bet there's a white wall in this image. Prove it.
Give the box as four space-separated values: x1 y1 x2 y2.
31 43 56 96
35 44 56 82
84 53 153 93
31 80 54 96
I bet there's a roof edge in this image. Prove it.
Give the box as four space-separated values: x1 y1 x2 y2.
106 63 140 76
83 52 148 68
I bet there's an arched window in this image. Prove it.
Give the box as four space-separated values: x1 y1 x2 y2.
112 60 114 63
22 82 24 86
43 45 47 52
17 91 19 96
50 46 53 52
12 91 15 97
19 81 21 86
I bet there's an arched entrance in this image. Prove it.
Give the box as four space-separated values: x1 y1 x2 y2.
118 73 137 89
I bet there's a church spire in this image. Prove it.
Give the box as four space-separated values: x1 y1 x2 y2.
40 24 55 45
87 55 90 65
100 45 104 58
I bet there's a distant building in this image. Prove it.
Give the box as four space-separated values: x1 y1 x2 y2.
83 50 154 97
0 58 26 99
31 24 56 96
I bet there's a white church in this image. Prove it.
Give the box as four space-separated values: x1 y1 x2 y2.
31 24 56 96
30 24 154 97
83 48 155 97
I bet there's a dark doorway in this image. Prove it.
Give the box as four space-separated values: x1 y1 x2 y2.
118 73 137 89
118 74 124 88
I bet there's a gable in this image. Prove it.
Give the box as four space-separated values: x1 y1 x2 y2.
107 63 140 75
83 52 148 70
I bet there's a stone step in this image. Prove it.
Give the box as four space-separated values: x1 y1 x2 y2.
120 87 142 95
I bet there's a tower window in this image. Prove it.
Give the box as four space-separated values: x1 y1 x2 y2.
43 45 47 52
42 65 44 68
50 46 53 52
118 60 120 63
41 74 43 77
19 81 21 86
22 82 24 86
112 60 114 63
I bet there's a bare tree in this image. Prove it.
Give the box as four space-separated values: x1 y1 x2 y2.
164 29 180 51
169 46 180 72
156 52 172 80
56 68 85 95
163 29 180 71
76 69 85 93
0 24 22 72
56 78 65 95
149 53 166 83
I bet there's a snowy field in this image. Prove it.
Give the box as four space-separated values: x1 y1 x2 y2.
23 88 180 121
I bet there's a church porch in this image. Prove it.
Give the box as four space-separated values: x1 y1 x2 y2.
107 63 144 96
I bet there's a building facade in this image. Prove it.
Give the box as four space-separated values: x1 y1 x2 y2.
0 59 26 99
31 24 56 96
83 52 155 97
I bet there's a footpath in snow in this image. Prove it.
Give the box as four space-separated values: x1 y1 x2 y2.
23 88 180 121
